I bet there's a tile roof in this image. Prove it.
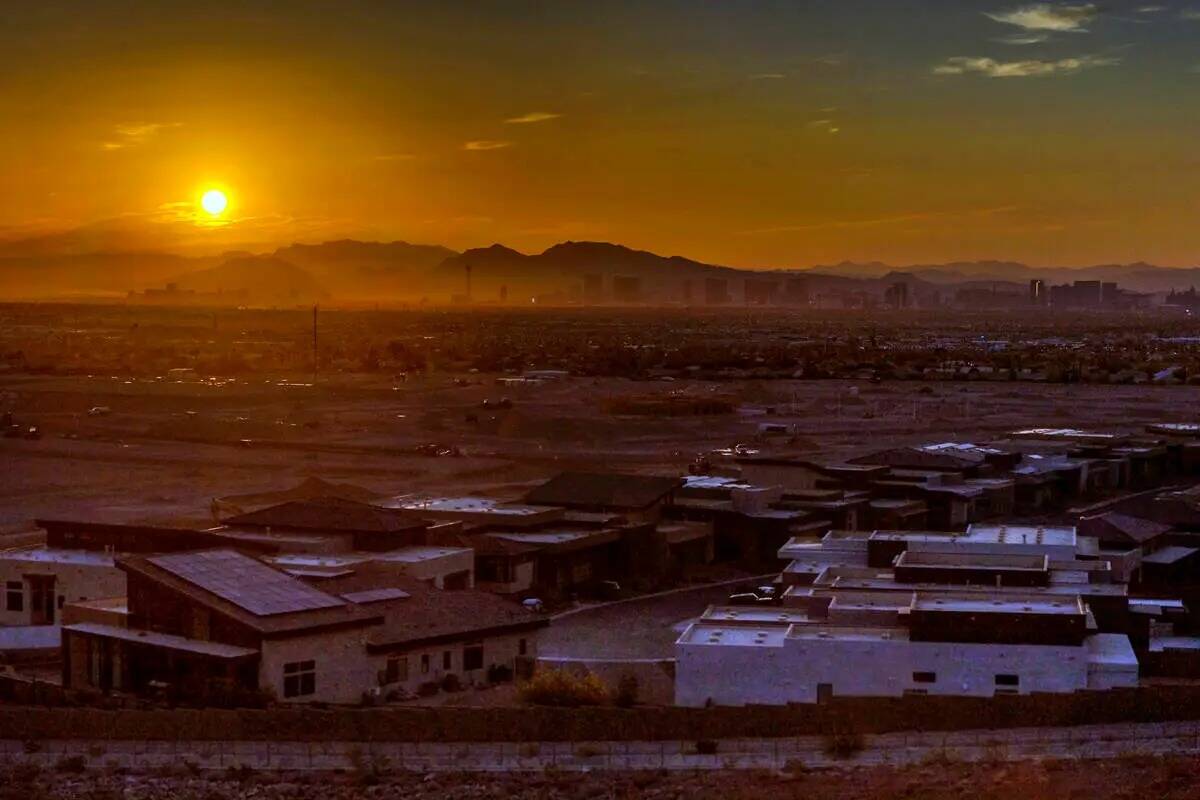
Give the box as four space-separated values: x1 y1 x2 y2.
222 497 428 534
525 472 682 509
303 566 548 650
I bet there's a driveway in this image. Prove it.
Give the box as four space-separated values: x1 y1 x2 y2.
539 582 754 660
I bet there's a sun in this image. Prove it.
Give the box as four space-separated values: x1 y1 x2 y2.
201 189 228 216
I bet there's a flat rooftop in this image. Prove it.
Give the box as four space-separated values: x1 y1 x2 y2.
488 530 610 545
911 594 1083 616
787 624 910 643
962 524 1077 548
869 530 962 543
1142 546 1199 565
64 622 258 659
1087 633 1139 668
381 496 558 517
679 623 788 647
701 606 811 625
895 550 1048 570
371 546 473 563
0 546 115 567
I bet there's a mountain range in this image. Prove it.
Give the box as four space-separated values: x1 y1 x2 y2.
1 234 1198 304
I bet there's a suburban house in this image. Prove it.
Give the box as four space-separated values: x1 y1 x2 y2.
61 549 546 704
524 472 683 524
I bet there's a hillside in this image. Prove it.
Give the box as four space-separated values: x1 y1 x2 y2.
171 255 328 304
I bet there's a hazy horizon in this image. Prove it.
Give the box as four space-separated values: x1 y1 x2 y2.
5 2 1200 270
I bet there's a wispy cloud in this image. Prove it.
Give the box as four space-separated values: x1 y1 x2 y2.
1181 8 1200 19
985 3 1098 32
101 122 181 151
933 54 1119 77
749 72 786 80
373 153 416 162
463 140 512 151
504 111 561 124
1137 5 1166 12
807 119 841 134
995 32 1051 44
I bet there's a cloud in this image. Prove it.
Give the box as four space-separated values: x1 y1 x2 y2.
101 122 181 151
995 32 1051 44
373 153 416 162
984 3 1098 31
933 54 1119 77
1182 8 1200 19
504 111 561 124
749 72 786 80
807 119 841 134
463 140 512 151
1137 5 1165 12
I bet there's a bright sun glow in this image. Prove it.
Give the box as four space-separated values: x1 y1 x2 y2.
201 189 228 216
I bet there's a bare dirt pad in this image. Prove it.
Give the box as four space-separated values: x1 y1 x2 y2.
4 757 1199 800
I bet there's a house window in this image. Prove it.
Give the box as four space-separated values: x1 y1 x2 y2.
518 638 527 656
442 650 452 670
283 660 316 698
463 643 484 672
912 671 937 684
421 654 430 674
5 581 22 612
995 674 1019 687
385 656 408 684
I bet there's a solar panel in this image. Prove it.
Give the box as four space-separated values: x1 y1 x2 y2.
148 550 345 616
340 588 411 604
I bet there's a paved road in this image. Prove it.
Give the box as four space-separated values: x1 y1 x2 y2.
5 721 1200 772
540 583 753 660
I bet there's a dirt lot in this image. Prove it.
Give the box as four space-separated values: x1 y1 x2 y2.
4 755 1199 799
2 370 1198 528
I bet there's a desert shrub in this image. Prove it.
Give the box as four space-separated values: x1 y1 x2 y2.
487 664 514 684
614 674 639 708
518 669 609 707
822 730 865 759
55 755 87 774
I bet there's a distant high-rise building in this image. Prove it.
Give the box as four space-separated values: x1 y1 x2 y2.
1029 279 1046 306
582 273 604 304
884 281 910 309
705 277 731 305
744 277 779 306
612 275 642 304
783 277 809 306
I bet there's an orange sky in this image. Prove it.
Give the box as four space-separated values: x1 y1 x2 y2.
2 1 1199 267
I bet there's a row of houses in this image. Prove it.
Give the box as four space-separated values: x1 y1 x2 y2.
676 524 1147 706
5 422 1200 708
0 472 702 705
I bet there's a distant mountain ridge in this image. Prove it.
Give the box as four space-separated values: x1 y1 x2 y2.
1 233 1198 302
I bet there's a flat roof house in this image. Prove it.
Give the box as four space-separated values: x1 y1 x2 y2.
676 591 1138 707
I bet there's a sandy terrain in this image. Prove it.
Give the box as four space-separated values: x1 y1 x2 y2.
3 755 1198 799
1 370 1198 527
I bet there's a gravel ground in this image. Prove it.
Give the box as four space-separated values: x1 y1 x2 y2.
4 755 1199 800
